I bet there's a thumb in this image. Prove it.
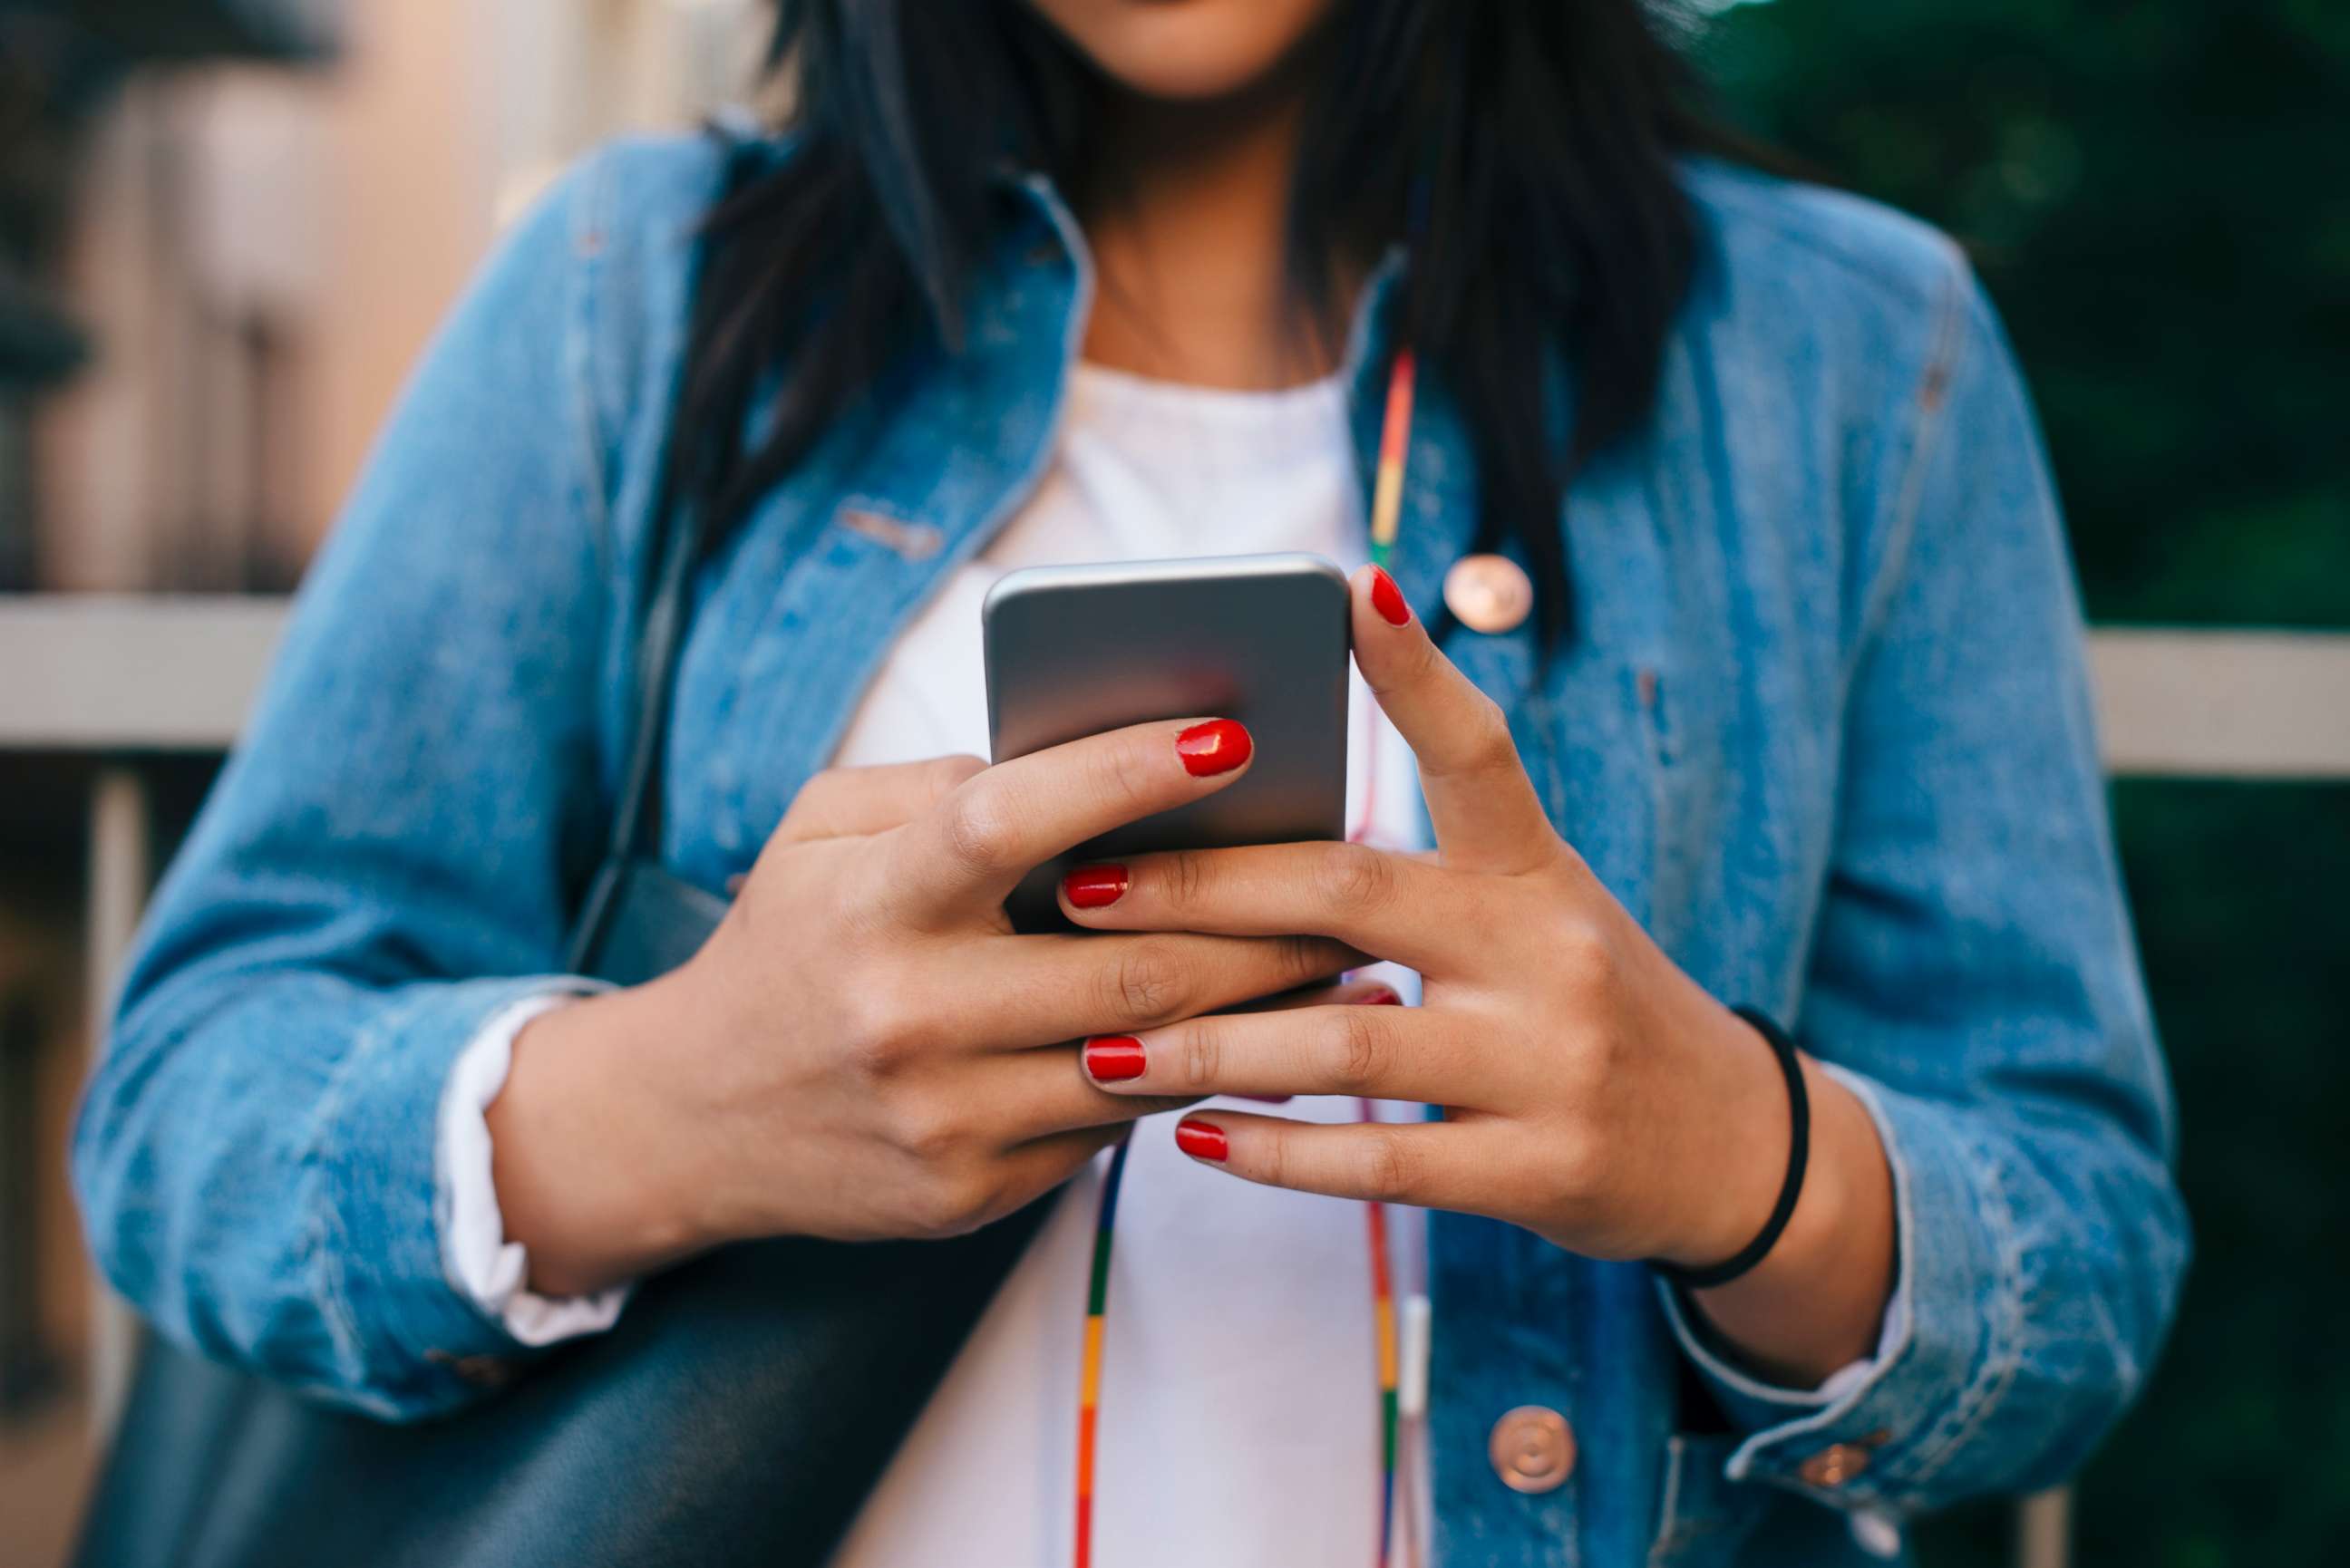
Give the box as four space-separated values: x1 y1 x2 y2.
1352 565 1556 874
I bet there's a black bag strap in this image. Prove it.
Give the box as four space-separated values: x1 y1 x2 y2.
562 140 736 973
607 466 705 869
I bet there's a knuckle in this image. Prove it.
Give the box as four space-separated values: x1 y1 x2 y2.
1422 692 1519 784
825 855 898 946
1319 842 1397 915
1178 1022 1222 1091
781 765 889 842
1550 1016 1619 1102
1256 1127 1289 1192
937 788 1020 879
1465 697 1520 773
910 1164 1002 1239
1548 1126 1608 1205
1102 938 1190 1025
885 1090 966 1164
1323 1006 1390 1094
925 753 987 801
843 1033 902 1083
1358 1128 1418 1205
1554 916 1621 998
1277 933 1340 985
1085 737 1162 822
1162 849 1210 914
839 987 917 1074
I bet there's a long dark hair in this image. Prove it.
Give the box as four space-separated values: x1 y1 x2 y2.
680 1 1739 646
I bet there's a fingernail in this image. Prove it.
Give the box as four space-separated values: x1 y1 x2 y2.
1177 719 1253 778
1175 1118 1228 1162
1063 865 1131 909
1362 989 1403 1005
1369 566 1412 627
1083 1035 1148 1082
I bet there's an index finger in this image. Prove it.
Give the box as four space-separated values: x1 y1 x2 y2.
887 716 1254 921
1351 566 1557 874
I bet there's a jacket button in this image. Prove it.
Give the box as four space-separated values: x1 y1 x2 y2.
1798 1430 1891 1488
1443 554 1535 634
1488 1406 1577 1494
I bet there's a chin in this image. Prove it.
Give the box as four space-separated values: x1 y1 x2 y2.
1024 0 1340 103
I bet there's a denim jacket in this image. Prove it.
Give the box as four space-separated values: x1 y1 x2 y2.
74 135 2186 1566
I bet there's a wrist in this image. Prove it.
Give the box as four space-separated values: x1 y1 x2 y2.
487 971 723 1296
1684 1062 1897 1386
1652 999 1796 1271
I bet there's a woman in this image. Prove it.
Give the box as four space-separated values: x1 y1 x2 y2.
75 1 2186 1563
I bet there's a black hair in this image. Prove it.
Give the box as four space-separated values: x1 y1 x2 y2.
680 1 1744 647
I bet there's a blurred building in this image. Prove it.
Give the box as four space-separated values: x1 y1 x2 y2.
0 5 760 1562
21 0 763 594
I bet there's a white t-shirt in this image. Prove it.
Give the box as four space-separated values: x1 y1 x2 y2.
444 363 1435 1566
831 364 1433 1568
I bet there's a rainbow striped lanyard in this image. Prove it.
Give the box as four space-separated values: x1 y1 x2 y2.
1073 1135 1131 1568
1367 345 1419 571
1074 1116 1413 1568
1074 344 1427 1568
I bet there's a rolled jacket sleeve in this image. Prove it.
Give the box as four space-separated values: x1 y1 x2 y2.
1665 262 2190 1513
70 148 665 1421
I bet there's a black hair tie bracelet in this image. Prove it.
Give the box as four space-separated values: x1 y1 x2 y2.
1650 1006 1811 1291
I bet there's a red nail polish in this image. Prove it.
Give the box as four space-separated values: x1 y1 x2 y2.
1063 865 1131 909
1175 1118 1228 1162
1083 1036 1148 1082
1369 566 1412 627
1176 719 1252 778
1363 990 1403 1005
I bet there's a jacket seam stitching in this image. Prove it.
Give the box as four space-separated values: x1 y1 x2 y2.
295 984 422 1395
568 150 617 600
306 1158 368 1385
1900 1129 2030 1492
1840 255 1972 699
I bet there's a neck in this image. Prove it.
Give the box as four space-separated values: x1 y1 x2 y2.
1077 64 1343 391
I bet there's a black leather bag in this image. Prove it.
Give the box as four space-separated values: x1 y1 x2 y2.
74 353 1045 1568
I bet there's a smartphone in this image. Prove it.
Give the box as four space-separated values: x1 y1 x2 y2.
983 553 1351 931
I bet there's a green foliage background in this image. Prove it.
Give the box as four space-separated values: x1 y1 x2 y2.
1697 2 2350 1563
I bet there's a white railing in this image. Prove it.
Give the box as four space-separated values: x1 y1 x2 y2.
10 598 2342 769
5 595 2348 1566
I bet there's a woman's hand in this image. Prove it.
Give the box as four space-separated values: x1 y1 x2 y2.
488 718 1358 1298
1063 566 1898 1388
